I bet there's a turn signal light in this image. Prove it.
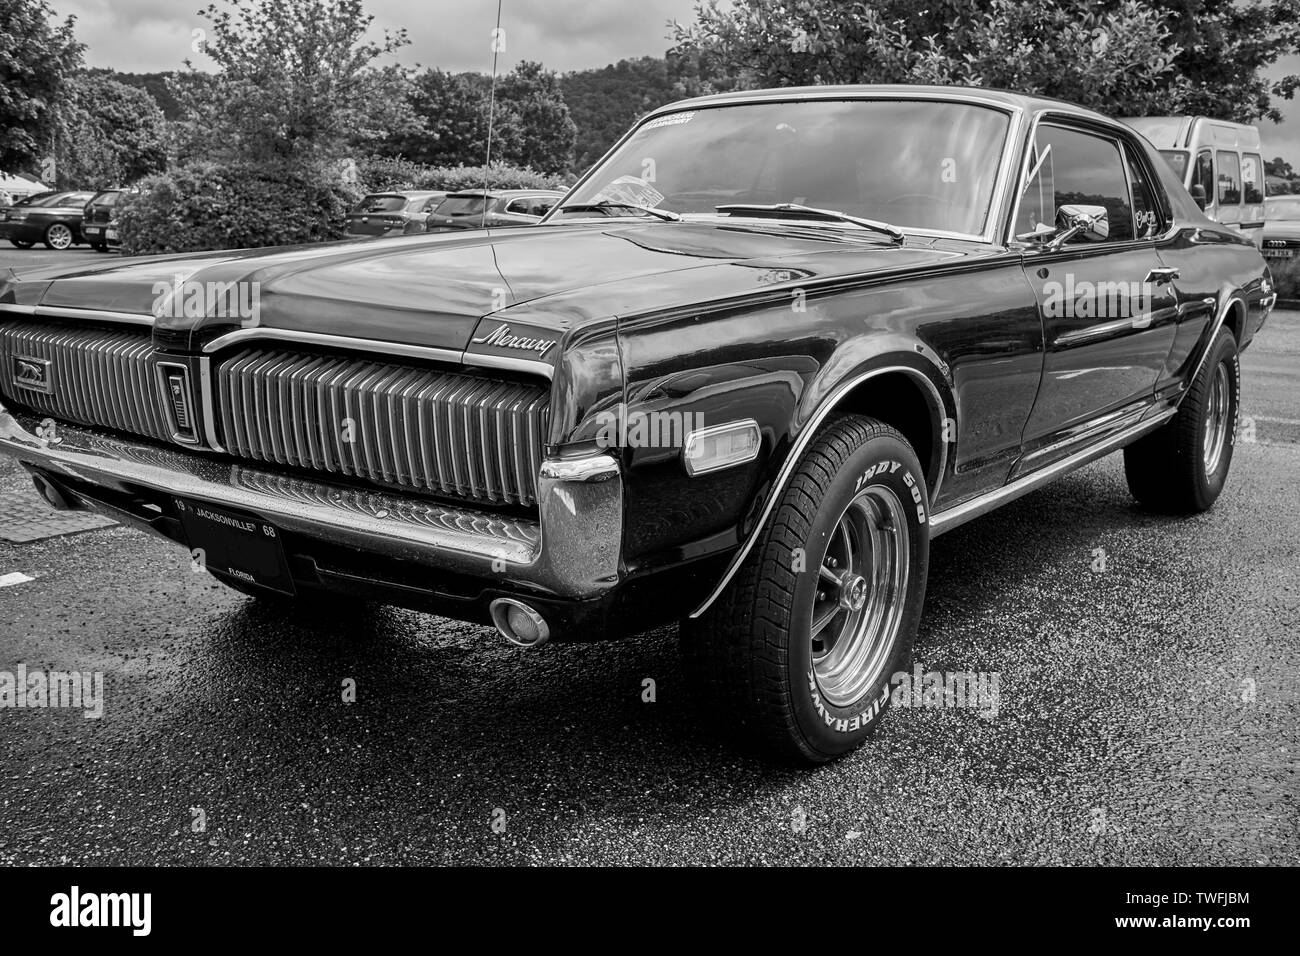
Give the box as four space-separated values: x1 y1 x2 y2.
683 419 762 476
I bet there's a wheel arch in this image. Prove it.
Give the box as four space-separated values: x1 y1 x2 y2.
689 348 953 618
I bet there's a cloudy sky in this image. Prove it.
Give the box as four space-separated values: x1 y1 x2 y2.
63 0 696 73
52 0 1300 165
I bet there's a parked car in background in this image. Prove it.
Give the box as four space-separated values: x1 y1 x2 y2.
0 191 95 250
1261 194 1300 264
1124 115 1266 245
82 189 125 252
425 189 565 231
346 191 447 238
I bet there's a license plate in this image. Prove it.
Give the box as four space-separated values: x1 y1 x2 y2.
105 229 118 240
176 498 295 595
1263 248 1293 258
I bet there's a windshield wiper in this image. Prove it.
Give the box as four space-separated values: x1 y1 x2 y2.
558 200 682 222
715 203 905 243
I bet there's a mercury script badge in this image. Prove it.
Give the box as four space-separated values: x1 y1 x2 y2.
470 323 556 358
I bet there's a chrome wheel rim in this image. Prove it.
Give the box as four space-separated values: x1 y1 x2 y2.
48 224 72 249
1203 362 1230 474
810 484 910 708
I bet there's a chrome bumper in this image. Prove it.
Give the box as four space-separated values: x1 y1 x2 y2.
0 403 622 600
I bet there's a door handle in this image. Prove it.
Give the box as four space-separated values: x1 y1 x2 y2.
1144 267 1180 285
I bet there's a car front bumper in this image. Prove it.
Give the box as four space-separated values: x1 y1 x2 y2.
0 402 626 632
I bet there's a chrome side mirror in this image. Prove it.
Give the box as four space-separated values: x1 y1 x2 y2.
1051 204 1109 247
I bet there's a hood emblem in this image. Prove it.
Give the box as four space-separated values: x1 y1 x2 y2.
471 323 556 358
12 356 52 394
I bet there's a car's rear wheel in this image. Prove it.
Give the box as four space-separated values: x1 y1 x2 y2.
43 223 73 250
681 414 930 763
9 239 34 249
1124 326 1239 513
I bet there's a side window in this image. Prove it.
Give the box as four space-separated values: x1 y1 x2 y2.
1216 151 1241 205
505 198 530 215
1028 125 1135 242
1242 153 1264 204
533 198 557 216
1125 148 1163 238
1193 150 1215 203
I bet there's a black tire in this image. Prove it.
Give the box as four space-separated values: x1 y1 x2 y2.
9 239 34 249
42 222 74 250
1124 327 1239 513
681 414 931 763
91 242 107 252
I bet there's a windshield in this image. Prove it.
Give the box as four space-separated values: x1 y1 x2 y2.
29 192 90 207
559 99 1012 236
1159 150 1189 181
437 196 490 216
1267 198 1300 220
355 195 406 213
88 191 122 206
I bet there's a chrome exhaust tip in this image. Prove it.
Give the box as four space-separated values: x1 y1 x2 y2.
489 598 551 648
31 473 79 511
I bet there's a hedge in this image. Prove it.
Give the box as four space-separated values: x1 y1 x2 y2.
115 161 363 256
1267 256 1300 301
356 157 574 194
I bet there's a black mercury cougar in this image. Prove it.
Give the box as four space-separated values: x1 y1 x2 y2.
0 87 1274 762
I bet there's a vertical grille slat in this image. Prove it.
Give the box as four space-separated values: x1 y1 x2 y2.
0 320 170 442
212 347 549 506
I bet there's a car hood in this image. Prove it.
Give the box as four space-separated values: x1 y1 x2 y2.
0 222 980 355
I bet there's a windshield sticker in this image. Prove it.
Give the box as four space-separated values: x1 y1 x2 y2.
642 111 695 131
592 175 666 209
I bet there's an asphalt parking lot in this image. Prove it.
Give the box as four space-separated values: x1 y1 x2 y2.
0 244 1295 865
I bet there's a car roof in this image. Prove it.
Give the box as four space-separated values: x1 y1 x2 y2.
446 189 564 198
365 190 446 198
646 84 1116 124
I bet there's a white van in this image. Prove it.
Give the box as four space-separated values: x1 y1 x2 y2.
1122 116 1266 245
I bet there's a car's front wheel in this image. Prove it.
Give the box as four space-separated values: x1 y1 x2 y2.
43 223 73 250
681 415 930 763
1124 326 1239 513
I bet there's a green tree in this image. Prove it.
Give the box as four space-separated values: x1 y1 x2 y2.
172 0 417 165
51 73 168 188
671 0 1300 122
1266 157 1295 178
384 69 521 167
497 61 577 174
0 0 83 175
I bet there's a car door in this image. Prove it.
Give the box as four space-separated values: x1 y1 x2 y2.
1014 121 1180 467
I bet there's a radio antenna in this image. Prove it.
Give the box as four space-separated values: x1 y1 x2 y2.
482 0 503 228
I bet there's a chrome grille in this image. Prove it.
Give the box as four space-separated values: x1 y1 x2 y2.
216 348 549 506
0 320 170 441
